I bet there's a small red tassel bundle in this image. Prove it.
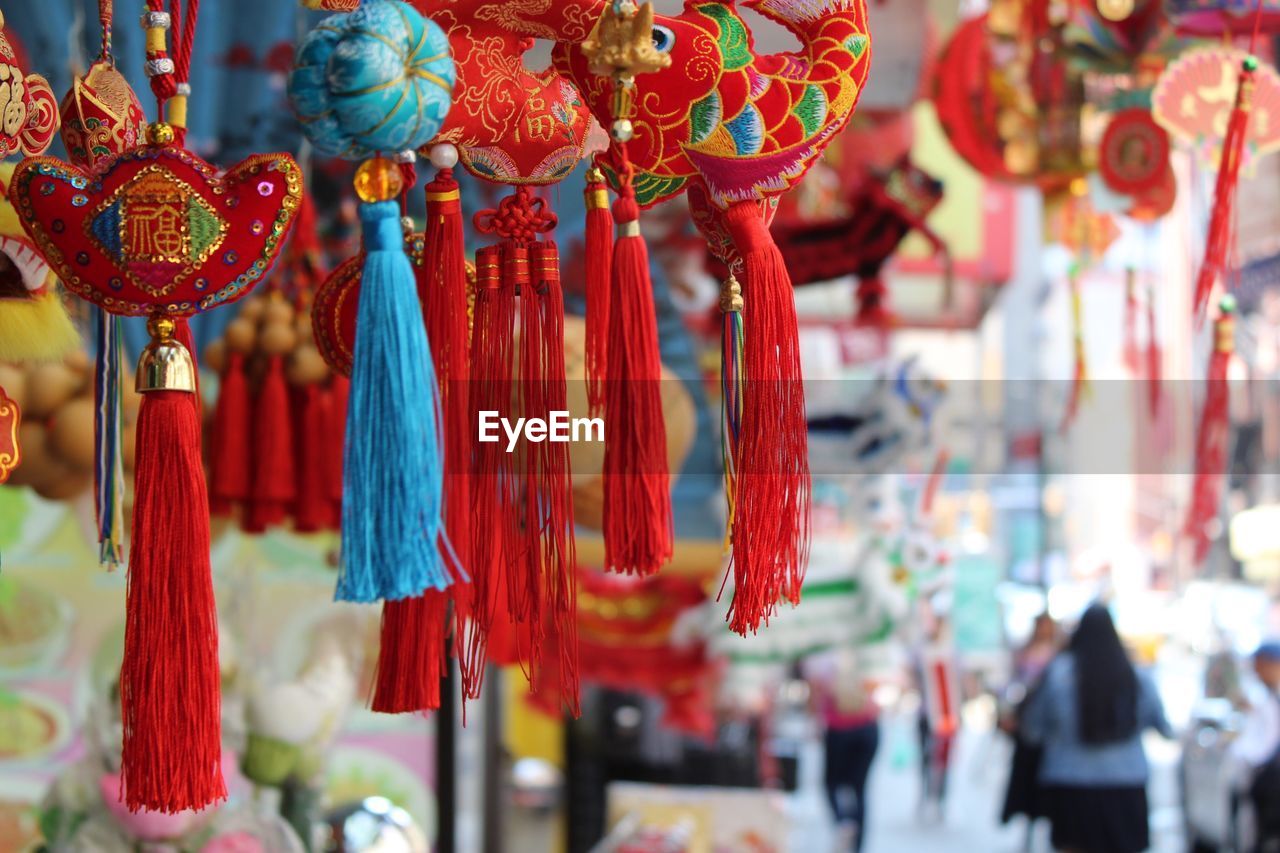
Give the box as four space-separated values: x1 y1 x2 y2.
246 299 298 532
207 319 254 517
602 176 673 577
584 164 614 416
468 188 579 710
722 200 811 635
122 317 225 812
1193 56 1256 320
1184 297 1237 566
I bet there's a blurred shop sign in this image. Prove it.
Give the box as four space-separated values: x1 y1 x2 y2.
1230 504 1280 581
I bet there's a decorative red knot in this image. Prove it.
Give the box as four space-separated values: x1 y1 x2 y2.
473 186 557 242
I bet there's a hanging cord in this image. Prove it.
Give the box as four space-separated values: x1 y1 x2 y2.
98 0 113 61
141 0 199 143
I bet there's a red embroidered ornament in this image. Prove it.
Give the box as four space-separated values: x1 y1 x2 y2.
1099 109 1171 196
0 12 59 160
12 140 302 815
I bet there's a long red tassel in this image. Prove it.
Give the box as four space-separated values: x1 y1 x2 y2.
1184 299 1236 566
208 349 250 517
466 246 518 685
602 177 672 577
721 200 811 636
1193 57 1255 320
584 165 613 417
121 318 224 813
527 242 579 712
245 352 296 532
292 381 334 532
323 374 348 524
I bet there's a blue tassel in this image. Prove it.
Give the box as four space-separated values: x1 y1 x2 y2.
337 200 449 602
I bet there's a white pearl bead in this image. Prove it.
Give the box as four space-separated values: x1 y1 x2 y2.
430 143 459 170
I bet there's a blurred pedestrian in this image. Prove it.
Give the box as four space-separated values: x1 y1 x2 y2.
813 654 881 853
1021 604 1172 853
1000 613 1061 844
1237 641 1280 852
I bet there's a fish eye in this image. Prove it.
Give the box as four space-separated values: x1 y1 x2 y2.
652 25 675 53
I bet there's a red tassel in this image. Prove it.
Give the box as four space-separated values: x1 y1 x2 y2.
1184 300 1236 565
324 374 348 523
121 320 224 813
466 246 518 683
1123 269 1140 374
1193 58 1254 320
854 274 893 329
372 166 474 712
721 200 811 635
584 166 613 416
1060 274 1088 434
245 353 296 532
602 184 672 577
1146 283 1163 419
292 382 334 532
371 590 448 714
208 350 251 517
422 168 476 698
525 241 579 711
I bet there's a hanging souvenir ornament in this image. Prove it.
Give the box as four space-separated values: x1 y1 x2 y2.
934 8 1088 189
1064 0 1172 76
557 0 872 634
0 10 59 160
0 17 76 369
575 1 674 582
12 0 302 813
1099 109 1171 197
771 157 947 323
56 1 148 565
0 384 17 485
1156 46 1269 317
1166 0 1280 35
1184 296 1237 565
290 0 460 717
405 0 602 185
1152 46 1280 171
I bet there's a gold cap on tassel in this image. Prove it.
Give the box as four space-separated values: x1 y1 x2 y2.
137 316 196 393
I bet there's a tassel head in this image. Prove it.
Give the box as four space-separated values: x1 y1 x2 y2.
136 316 196 393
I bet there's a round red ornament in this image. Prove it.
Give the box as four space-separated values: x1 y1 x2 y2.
1099 109 1170 196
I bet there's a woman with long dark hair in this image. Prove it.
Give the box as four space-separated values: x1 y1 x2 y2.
1022 604 1172 853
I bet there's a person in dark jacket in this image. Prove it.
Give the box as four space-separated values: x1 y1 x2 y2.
1021 605 1172 853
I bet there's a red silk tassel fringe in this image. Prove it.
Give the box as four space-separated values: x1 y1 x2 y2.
722 200 811 636
1184 306 1235 566
245 353 296 532
584 168 613 416
292 382 334 532
324 374 348 523
602 185 672 577
466 246 518 688
372 168 474 713
524 241 578 711
122 388 225 812
371 590 448 714
208 350 250 517
1193 60 1254 320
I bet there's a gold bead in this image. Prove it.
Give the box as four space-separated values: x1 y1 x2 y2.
147 122 175 146
354 156 404 203
720 274 743 314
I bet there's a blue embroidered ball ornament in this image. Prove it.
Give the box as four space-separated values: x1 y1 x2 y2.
288 0 455 159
